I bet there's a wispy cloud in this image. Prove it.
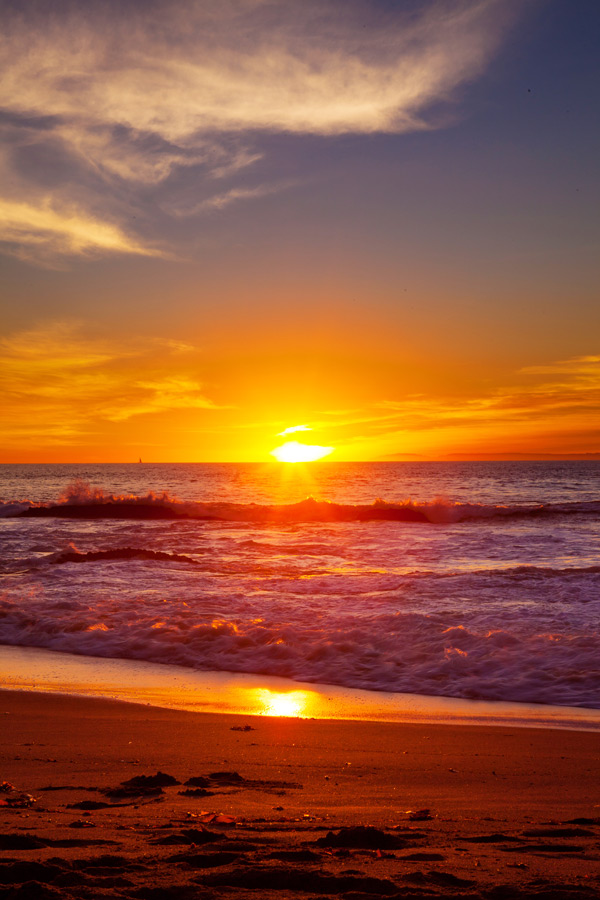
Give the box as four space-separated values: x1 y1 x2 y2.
376 357 600 428
520 356 600 378
167 183 288 217
0 323 221 446
278 424 311 436
280 355 600 457
104 377 219 422
0 198 161 264
0 0 519 264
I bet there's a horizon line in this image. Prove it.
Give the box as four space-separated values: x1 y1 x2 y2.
1 455 599 465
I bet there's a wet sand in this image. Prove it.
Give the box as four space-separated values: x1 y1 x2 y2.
1 689 600 899
4 644 600 731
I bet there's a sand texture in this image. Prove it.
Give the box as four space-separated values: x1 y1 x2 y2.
1 690 600 899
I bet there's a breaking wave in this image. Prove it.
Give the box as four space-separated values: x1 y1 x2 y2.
5 480 600 524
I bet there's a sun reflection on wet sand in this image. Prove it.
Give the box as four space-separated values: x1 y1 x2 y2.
254 688 311 718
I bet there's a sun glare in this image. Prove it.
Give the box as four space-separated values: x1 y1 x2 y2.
270 441 334 463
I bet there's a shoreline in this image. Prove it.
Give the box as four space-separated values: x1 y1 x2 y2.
1 688 600 898
2 643 600 732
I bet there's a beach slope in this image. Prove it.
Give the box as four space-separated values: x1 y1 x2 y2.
1 690 600 899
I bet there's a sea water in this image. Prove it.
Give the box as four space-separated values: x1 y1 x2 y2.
0 461 599 709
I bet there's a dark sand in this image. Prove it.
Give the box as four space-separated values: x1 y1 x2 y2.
1 689 600 899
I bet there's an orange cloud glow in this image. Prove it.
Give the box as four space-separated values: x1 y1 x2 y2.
0 318 597 462
0 323 221 457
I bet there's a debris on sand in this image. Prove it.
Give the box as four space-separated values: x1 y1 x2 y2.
121 772 181 789
315 825 408 850
0 782 37 808
151 826 221 846
406 808 432 821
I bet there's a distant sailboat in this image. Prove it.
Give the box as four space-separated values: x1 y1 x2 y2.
138 457 142 463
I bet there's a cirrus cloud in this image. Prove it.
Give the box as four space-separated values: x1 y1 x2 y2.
0 0 521 265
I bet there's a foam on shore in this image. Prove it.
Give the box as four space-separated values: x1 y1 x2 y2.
2 644 599 731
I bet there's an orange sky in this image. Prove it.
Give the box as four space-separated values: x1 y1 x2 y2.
1 320 598 462
0 1 598 462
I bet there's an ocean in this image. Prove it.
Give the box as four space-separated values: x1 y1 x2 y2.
1 461 599 711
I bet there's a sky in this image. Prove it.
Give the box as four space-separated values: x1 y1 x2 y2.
0 0 599 462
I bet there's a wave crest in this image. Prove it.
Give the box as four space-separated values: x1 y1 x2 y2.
58 478 179 507
50 546 202 566
10 481 600 524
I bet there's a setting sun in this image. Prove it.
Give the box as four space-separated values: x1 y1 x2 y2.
270 441 334 463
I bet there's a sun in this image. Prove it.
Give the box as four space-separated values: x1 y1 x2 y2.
270 440 334 463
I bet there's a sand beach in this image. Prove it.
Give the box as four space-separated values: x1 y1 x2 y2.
2 689 600 899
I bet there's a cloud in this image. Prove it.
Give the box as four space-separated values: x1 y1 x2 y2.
166 183 288 217
278 424 311 436
0 198 160 263
1 0 514 137
0 322 220 445
375 356 600 431
519 356 600 378
104 377 219 422
268 355 600 457
0 0 519 264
